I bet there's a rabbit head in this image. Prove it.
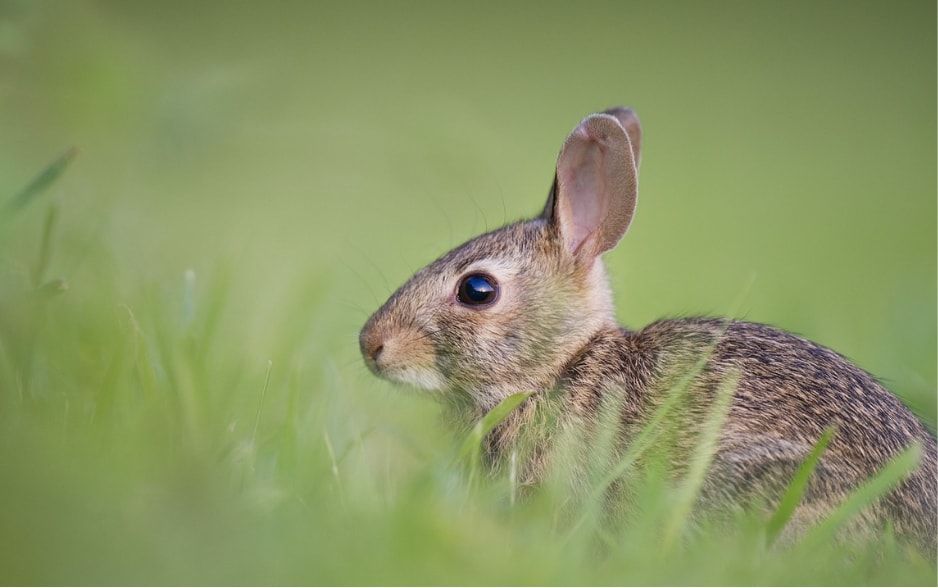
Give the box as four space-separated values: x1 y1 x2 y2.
360 108 641 410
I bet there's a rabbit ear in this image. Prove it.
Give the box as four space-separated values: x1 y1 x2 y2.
543 109 639 258
603 106 642 168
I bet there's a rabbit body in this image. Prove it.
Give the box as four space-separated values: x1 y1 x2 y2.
360 108 937 551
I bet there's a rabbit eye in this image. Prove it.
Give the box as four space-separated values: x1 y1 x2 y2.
457 274 499 307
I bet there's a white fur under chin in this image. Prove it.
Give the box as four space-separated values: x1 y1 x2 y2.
392 366 446 390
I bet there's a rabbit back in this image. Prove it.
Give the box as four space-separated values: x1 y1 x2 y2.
548 317 937 551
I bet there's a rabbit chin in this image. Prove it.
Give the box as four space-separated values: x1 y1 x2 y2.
384 365 446 391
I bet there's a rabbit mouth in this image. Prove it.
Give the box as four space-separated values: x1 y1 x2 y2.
364 349 444 390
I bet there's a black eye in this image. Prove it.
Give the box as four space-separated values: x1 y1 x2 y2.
457 274 499 306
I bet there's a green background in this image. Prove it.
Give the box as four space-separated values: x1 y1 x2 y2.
1 0 934 583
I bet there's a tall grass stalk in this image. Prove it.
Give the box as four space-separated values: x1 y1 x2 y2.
661 368 739 550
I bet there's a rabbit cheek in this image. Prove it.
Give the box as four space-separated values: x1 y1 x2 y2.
433 300 530 393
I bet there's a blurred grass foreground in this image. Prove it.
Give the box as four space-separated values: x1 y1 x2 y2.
0 0 935 584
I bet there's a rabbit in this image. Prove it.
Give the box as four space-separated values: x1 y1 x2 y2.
359 107 937 552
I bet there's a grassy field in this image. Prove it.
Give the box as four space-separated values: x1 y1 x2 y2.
1 0 935 584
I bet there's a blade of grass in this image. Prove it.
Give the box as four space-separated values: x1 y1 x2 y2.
194 266 231 367
458 392 533 461
323 429 344 504
277 363 300 487
662 368 739 550
4 147 77 216
121 304 158 398
252 359 273 448
797 441 923 551
509 450 518 508
765 426 836 545
33 203 59 287
458 392 532 485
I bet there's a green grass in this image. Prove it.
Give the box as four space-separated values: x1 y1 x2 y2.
0 0 935 584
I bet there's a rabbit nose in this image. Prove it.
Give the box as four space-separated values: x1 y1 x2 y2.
359 329 386 372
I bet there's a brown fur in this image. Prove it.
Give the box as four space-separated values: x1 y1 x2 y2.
360 108 937 553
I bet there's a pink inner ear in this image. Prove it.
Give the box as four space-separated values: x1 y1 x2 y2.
552 113 637 258
557 127 609 255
